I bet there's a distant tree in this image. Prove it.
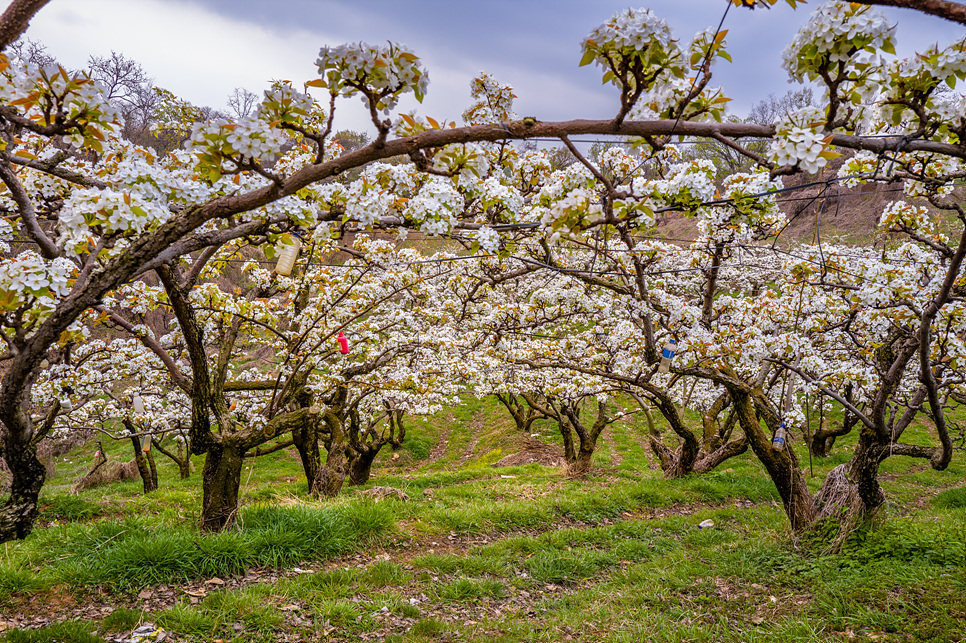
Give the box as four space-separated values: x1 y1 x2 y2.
331 129 370 153
6 36 52 67
748 87 815 125
227 87 258 119
87 51 149 106
547 145 577 170
87 51 157 146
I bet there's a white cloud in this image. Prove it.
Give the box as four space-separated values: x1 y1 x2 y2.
30 1 329 110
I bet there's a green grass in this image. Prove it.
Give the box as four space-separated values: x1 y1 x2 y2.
3 500 394 590
4 622 104 643
4 395 966 642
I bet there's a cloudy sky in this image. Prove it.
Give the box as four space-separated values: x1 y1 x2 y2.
22 0 964 134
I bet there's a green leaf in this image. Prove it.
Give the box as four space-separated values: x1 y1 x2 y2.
579 49 596 67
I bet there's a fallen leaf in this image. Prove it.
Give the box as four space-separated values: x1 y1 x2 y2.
205 577 225 585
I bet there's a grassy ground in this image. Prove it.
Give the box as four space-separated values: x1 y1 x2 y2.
1 398 965 643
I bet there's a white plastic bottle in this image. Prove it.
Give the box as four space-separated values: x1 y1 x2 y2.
772 422 787 449
658 338 676 373
275 238 301 277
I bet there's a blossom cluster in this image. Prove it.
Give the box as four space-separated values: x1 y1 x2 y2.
187 117 288 173
781 2 894 84
316 42 429 112
474 176 525 224
58 186 172 253
540 188 603 243
404 178 463 236
649 160 717 209
0 61 121 153
581 7 684 96
256 80 322 130
471 226 501 253
462 73 517 125
0 252 75 311
770 112 834 173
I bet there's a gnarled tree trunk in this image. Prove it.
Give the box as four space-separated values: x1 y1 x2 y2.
347 448 378 486
809 391 856 458
199 442 245 531
130 436 158 494
561 400 613 477
315 411 348 498
733 389 816 533
125 421 158 494
559 422 576 464
0 429 46 541
293 420 323 494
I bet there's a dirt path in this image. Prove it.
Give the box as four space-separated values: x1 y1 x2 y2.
455 410 485 467
423 413 455 465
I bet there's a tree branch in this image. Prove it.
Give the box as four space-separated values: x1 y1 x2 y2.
0 0 50 51
850 0 966 25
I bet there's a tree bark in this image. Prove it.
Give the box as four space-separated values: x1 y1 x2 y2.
850 0 966 25
570 446 594 477
199 443 245 531
0 430 45 541
130 436 158 494
292 420 323 494
315 411 348 498
558 422 576 463
347 448 378 486
147 448 158 489
178 456 191 480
